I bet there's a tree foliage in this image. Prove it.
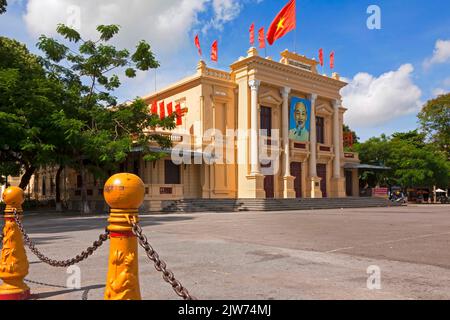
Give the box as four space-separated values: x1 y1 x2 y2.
418 93 450 159
0 37 68 187
0 0 7 14
36 24 173 213
354 130 450 188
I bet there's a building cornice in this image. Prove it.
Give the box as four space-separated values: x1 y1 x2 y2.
231 56 347 92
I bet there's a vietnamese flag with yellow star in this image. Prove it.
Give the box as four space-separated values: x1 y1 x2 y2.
266 0 296 45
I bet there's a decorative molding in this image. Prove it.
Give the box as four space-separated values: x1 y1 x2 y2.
259 88 283 106
316 103 334 116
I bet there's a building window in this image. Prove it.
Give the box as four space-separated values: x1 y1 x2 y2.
42 177 46 196
164 160 181 184
260 106 272 137
50 178 55 195
76 175 82 188
316 117 325 144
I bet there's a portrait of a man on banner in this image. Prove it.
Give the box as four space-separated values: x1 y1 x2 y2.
289 97 311 142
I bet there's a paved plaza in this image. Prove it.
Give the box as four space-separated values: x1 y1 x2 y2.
11 205 450 300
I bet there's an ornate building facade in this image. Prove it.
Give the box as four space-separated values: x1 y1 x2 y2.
3 48 361 212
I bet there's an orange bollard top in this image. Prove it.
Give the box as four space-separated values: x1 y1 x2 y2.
2 187 24 208
103 173 145 209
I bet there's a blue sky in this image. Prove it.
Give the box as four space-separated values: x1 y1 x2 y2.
1 0 450 141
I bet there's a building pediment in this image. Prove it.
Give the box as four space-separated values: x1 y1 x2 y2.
316 103 334 116
259 88 283 106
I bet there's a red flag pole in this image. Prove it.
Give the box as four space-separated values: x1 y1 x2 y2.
293 0 297 52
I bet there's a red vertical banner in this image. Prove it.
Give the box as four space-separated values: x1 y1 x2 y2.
167 102 173 116
319 48 324 67
175 103 182 126
330 51 335 70
249 23 255 46
211 40 218 62
194 34 202 57
151 101 158 114
159 101 165 120
258 27 265 49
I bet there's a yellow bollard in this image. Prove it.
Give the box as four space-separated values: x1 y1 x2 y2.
0 187 30 300
103 173 144 300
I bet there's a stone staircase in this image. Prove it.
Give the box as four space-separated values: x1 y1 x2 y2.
162 197 399 213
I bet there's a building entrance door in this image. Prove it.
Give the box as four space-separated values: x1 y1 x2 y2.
264 175 275 199
290 162 302 198
345 170 353 197
317 164 327 198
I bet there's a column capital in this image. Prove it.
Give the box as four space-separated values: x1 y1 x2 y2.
309 93 318 102
280 87 291 98
248 79 261 90
333 99 342 109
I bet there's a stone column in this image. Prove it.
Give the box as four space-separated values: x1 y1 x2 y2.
331 99 346 198
249 79 261 175
281 87 291 177
333 100 342 179
309 94 318 177
281 87 295 198
308 93 322 198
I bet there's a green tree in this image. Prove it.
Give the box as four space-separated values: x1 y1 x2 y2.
0 0 7 14
418 93 450 159
0 37 68 189
37 24 175 213
354 131 450 189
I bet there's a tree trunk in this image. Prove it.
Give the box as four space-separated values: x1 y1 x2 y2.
80 162 91 214
55 165 64 212
19 165 36 190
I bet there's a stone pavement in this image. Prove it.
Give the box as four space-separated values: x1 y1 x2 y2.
6 205 450 300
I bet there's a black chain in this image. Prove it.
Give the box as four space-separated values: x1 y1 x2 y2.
131 221 196 300
13 209 109 268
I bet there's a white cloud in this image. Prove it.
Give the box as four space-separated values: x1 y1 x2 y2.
432 88 447 97
423 39 450 69
22 0 247 54
211 0 242 28
22 0 253 102
341 64 422 127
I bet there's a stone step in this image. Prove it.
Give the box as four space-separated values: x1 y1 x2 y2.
162 197 397 213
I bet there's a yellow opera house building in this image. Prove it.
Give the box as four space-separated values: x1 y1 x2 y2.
7 48 362 212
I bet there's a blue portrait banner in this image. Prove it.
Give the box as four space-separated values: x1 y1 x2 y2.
289 97 311 142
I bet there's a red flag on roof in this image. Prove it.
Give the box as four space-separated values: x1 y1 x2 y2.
319 48 324 67
266 0 296 46
330 51 335 69
211 40 218 62
249 23 255 46
194 34 202 57
258 27 265 49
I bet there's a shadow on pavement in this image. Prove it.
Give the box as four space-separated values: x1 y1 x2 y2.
28 281 104 300
19 214 195 235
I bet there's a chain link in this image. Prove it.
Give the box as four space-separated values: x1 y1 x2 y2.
131 221 196 300
13 209 109 268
